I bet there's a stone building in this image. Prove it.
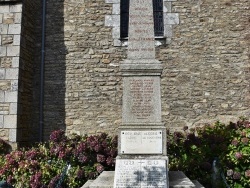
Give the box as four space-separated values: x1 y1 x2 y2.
0 0 249 147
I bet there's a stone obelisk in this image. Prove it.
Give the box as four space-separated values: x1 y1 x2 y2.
114 0 168 187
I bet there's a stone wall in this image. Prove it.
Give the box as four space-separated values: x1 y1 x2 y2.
42 0 249 140
0 0 40 146
1 0 249 144
0 1 22 146
160 0 250 130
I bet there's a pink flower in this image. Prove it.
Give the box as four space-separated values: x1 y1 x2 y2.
241 137 249 145
96 164 104 173
235 152 243 159
231 139 239 146
245 170 250 178
97 154 106 163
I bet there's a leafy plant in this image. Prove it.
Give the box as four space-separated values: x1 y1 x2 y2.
0 118 249 188
168 118 250 188
0 131 117 188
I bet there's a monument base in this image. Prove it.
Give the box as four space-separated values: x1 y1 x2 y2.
81 171 204 188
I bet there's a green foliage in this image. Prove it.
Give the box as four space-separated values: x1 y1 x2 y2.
0 131 117 188
167 119 250 188
0 118 249 188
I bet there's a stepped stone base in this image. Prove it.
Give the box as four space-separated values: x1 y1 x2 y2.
81 171 204 188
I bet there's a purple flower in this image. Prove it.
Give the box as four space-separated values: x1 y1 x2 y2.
96 164 104 173
97 154 106 163
233 172 241 180
48 175 61 188
49 130 67 143
241 137 249 145
30 172 43 188
78 155 88 163
77 169 85 179
235 152 243 160
106 156 115 166
231 139 239 146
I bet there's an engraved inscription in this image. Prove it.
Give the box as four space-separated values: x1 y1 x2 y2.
128 0 155 58
121 131 162 154
130 79 154 119
114 159 167 188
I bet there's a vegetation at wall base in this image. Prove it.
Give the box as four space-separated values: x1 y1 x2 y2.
0 118 249 188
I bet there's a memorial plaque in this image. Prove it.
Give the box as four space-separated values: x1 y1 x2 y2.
128 0 155 59
114 159 167 188
122 76 162 124
121 130 162 154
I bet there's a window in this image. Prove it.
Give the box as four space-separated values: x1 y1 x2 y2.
120 0 164 38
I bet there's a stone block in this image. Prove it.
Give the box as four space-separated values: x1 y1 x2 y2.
164 24 173 37
0 24 8 34
12 57 19 67
105 15 120 27
0 115 3 128
0 68 5 79
112 26 120 38
164 13 179 25
9 128 17 142
169 171 195 188
10 4 22 13
90 171 114 188
0 14 2 24
114 159 168 188
163 2 172 13
2 35 13 45
9 103 17 114
120 130 163 154
0 47 7 57
0 91 4 102
8 24 21 34
122 76 162 124
0 5 9 13
4 115 17 129
112 4 120 15
11 80 18 91
81 180 94 188
3 13 14 24
192 180 205 188
13 35 20 45
5 68 18 79
105 0 120 3
4 91 18 102
7 46 20 56
14 13 22 23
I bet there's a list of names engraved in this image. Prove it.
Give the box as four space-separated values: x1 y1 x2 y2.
128 0 155 59
130 78 154 119
114 159 167 188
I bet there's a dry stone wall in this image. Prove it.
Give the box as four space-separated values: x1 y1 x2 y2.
43 0 249 140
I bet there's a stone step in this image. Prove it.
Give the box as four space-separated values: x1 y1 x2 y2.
81 171 204 188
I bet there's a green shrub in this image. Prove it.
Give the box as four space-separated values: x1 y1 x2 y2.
0 131 117 188
168 118 250 188
0 119 249 188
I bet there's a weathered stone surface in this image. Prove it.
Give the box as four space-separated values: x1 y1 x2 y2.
114 159 168 188
82 171 203 188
